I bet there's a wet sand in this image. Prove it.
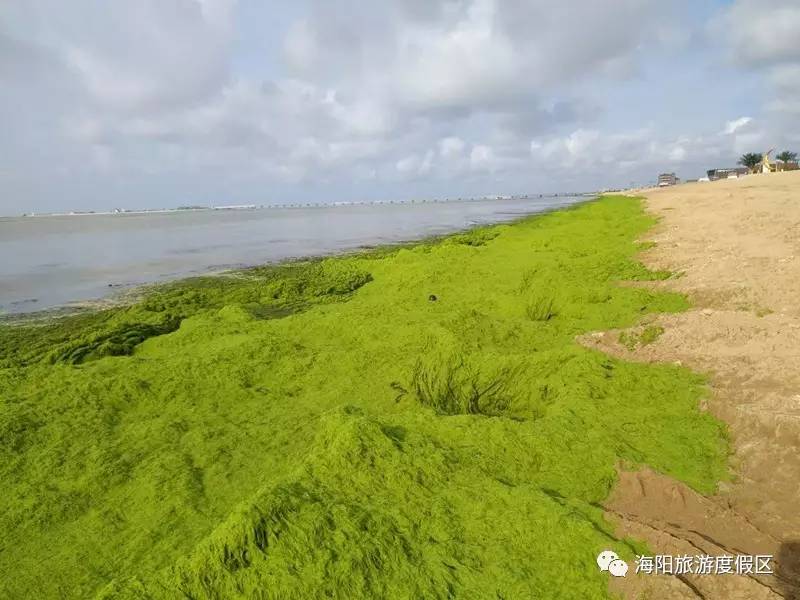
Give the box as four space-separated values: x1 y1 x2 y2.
584 171 800 599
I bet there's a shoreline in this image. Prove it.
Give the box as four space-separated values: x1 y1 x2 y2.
1 195 590 321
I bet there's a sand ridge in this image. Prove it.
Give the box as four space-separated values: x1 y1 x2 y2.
586 171 800 599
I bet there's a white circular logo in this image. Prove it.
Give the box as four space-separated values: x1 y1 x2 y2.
608 559 629 577
597 550 629 577
597 550 619 571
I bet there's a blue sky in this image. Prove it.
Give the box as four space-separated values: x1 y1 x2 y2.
1 0 798 214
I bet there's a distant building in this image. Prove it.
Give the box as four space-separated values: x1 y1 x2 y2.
752 150 799 173
706 167 748 181
658 173 679 187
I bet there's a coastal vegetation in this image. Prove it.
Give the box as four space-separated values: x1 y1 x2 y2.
0 196 729 599
738 149 797 173
738 152 762 171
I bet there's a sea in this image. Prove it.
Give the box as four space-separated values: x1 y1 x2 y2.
0 196 583 314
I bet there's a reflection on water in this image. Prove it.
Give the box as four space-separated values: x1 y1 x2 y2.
0 197 582 314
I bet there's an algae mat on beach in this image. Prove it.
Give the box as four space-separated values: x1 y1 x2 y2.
0 196 728 599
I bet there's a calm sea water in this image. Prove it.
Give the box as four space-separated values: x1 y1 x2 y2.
0 196 582 314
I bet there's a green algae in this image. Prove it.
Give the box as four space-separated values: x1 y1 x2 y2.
0 196 728 599
619 325 665 351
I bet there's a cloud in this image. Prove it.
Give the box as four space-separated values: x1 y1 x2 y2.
395 150 434 177
391 0 520 111
766 64 800 115
718 0 800 66
439 136 466 159
283 19 318 72
396 154 421 174
0 0 797 213
35 1 234 112
287 0 685 117
723 116 752 135
531 129 649 170
717 0 800 127
529 118 771 184
470 145 496 172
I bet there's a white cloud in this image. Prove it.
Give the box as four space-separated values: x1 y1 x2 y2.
1 0 797 213
395 150 436 177
470 144 496 171
565 130 601 159
419 149 434 174
439 136 466 159
283 19 317 72
529 119 771 182
392 0 519 110
717 0 800 127
668 145 687 162
719 0 800 65
58 1 235 112
766 64 800 115
723 116 752 135
396 154 420 173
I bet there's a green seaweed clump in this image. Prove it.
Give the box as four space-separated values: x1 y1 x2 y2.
619 325 665 351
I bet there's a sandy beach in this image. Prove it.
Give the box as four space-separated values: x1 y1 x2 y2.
585 171 800 599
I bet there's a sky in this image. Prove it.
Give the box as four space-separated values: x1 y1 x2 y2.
1 0 799 215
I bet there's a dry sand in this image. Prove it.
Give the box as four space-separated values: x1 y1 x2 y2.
583 171 800 599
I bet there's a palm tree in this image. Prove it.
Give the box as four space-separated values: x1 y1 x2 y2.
776 151 797 163
738 153 761 172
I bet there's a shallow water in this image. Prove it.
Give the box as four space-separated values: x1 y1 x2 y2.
0 196 582 313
